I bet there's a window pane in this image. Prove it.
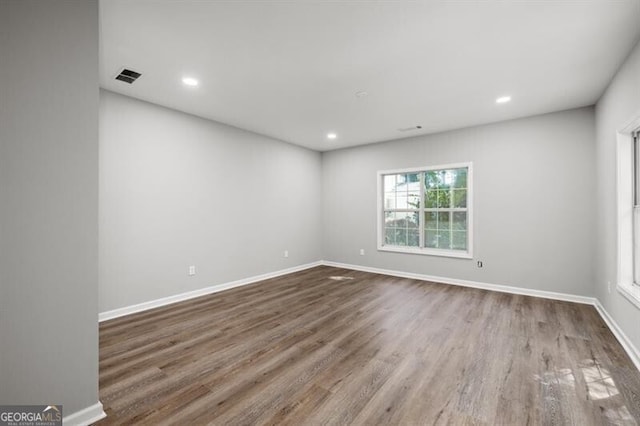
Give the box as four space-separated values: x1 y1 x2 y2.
384 174 397 191
437 212 450 229
452 168 468 188
386 227 420 247
424 170 440 189
441 170 454 189
405 173 420 184
425 212 438 230
438 230 451 249
425 189 438 208
396 194 409 209
384 211 397 228
452 212 466 230
452 231 467 250
386 211 418 228
385 210 419 248
452 189 467 208
384 192 396 209
406 212 419 228
425 229 438 248
395 228 408 246
384 173 420 210
385 227 395 245
407 191 420 209
424 229 451 249
402 212 419 229
437 190 450 208
408 229 419 247
397 173 420 190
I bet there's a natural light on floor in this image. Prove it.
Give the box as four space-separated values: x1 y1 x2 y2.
533 359 634 423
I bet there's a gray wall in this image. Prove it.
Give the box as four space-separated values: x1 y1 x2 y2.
99 90 323 312
595 38 640 350
0 0 100 415
322 107 596 297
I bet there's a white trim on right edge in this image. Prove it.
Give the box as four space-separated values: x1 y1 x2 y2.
63 401 106 426
618 283 640 310
594 300 640 372
616 110 640 308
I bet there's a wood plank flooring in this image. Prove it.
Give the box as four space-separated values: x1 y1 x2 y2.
96 266 640 425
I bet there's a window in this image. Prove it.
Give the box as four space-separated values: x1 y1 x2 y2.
616 116 640 309
378 163 472 258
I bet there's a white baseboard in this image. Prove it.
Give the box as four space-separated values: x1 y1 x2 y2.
323 260 640 372
99 261 322 322
321 261 596 305
63 401 105 426
594 300 640 372
97 258 640 373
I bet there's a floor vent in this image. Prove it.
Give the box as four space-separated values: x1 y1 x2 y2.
115 68 142 84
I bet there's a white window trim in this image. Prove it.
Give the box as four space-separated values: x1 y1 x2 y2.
616 110 640 310
377 162 473 259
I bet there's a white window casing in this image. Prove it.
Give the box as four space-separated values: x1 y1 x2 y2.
616 111 640 309
377 162 473 259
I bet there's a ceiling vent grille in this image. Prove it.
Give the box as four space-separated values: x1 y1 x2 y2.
115 68 142 84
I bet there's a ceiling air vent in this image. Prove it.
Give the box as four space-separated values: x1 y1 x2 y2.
115 68 142 84
397 125 423 132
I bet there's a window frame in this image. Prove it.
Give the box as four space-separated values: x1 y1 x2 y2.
634 129 640 287
616 112 640 309
377 162 473 259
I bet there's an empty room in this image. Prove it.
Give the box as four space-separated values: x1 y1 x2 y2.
2 0 640 425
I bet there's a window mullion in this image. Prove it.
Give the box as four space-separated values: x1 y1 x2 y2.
419 172 425 248
449 187 453 250
635 131 640 207
634 132 636 284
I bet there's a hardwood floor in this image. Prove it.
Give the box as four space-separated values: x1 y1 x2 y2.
96 266 640 425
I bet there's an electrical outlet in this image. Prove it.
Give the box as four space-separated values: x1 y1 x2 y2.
477 261 483 268
188 265 196 276
284 250 289 258
359 249 365 256
607 281 611 293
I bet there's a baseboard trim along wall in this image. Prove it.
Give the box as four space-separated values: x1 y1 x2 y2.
324 260 640 372
63 401 106 426
99 261 322 322
97 259 640 372
321 261 596 305
594 300 640 372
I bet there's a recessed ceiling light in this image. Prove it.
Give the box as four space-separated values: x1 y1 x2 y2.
496 95 511 104
182 77 199 87
327 133 337 140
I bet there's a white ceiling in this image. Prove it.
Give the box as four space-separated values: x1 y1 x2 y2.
100 0 640 151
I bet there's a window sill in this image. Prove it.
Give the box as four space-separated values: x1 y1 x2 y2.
378 245 473 259
617 283 640 310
